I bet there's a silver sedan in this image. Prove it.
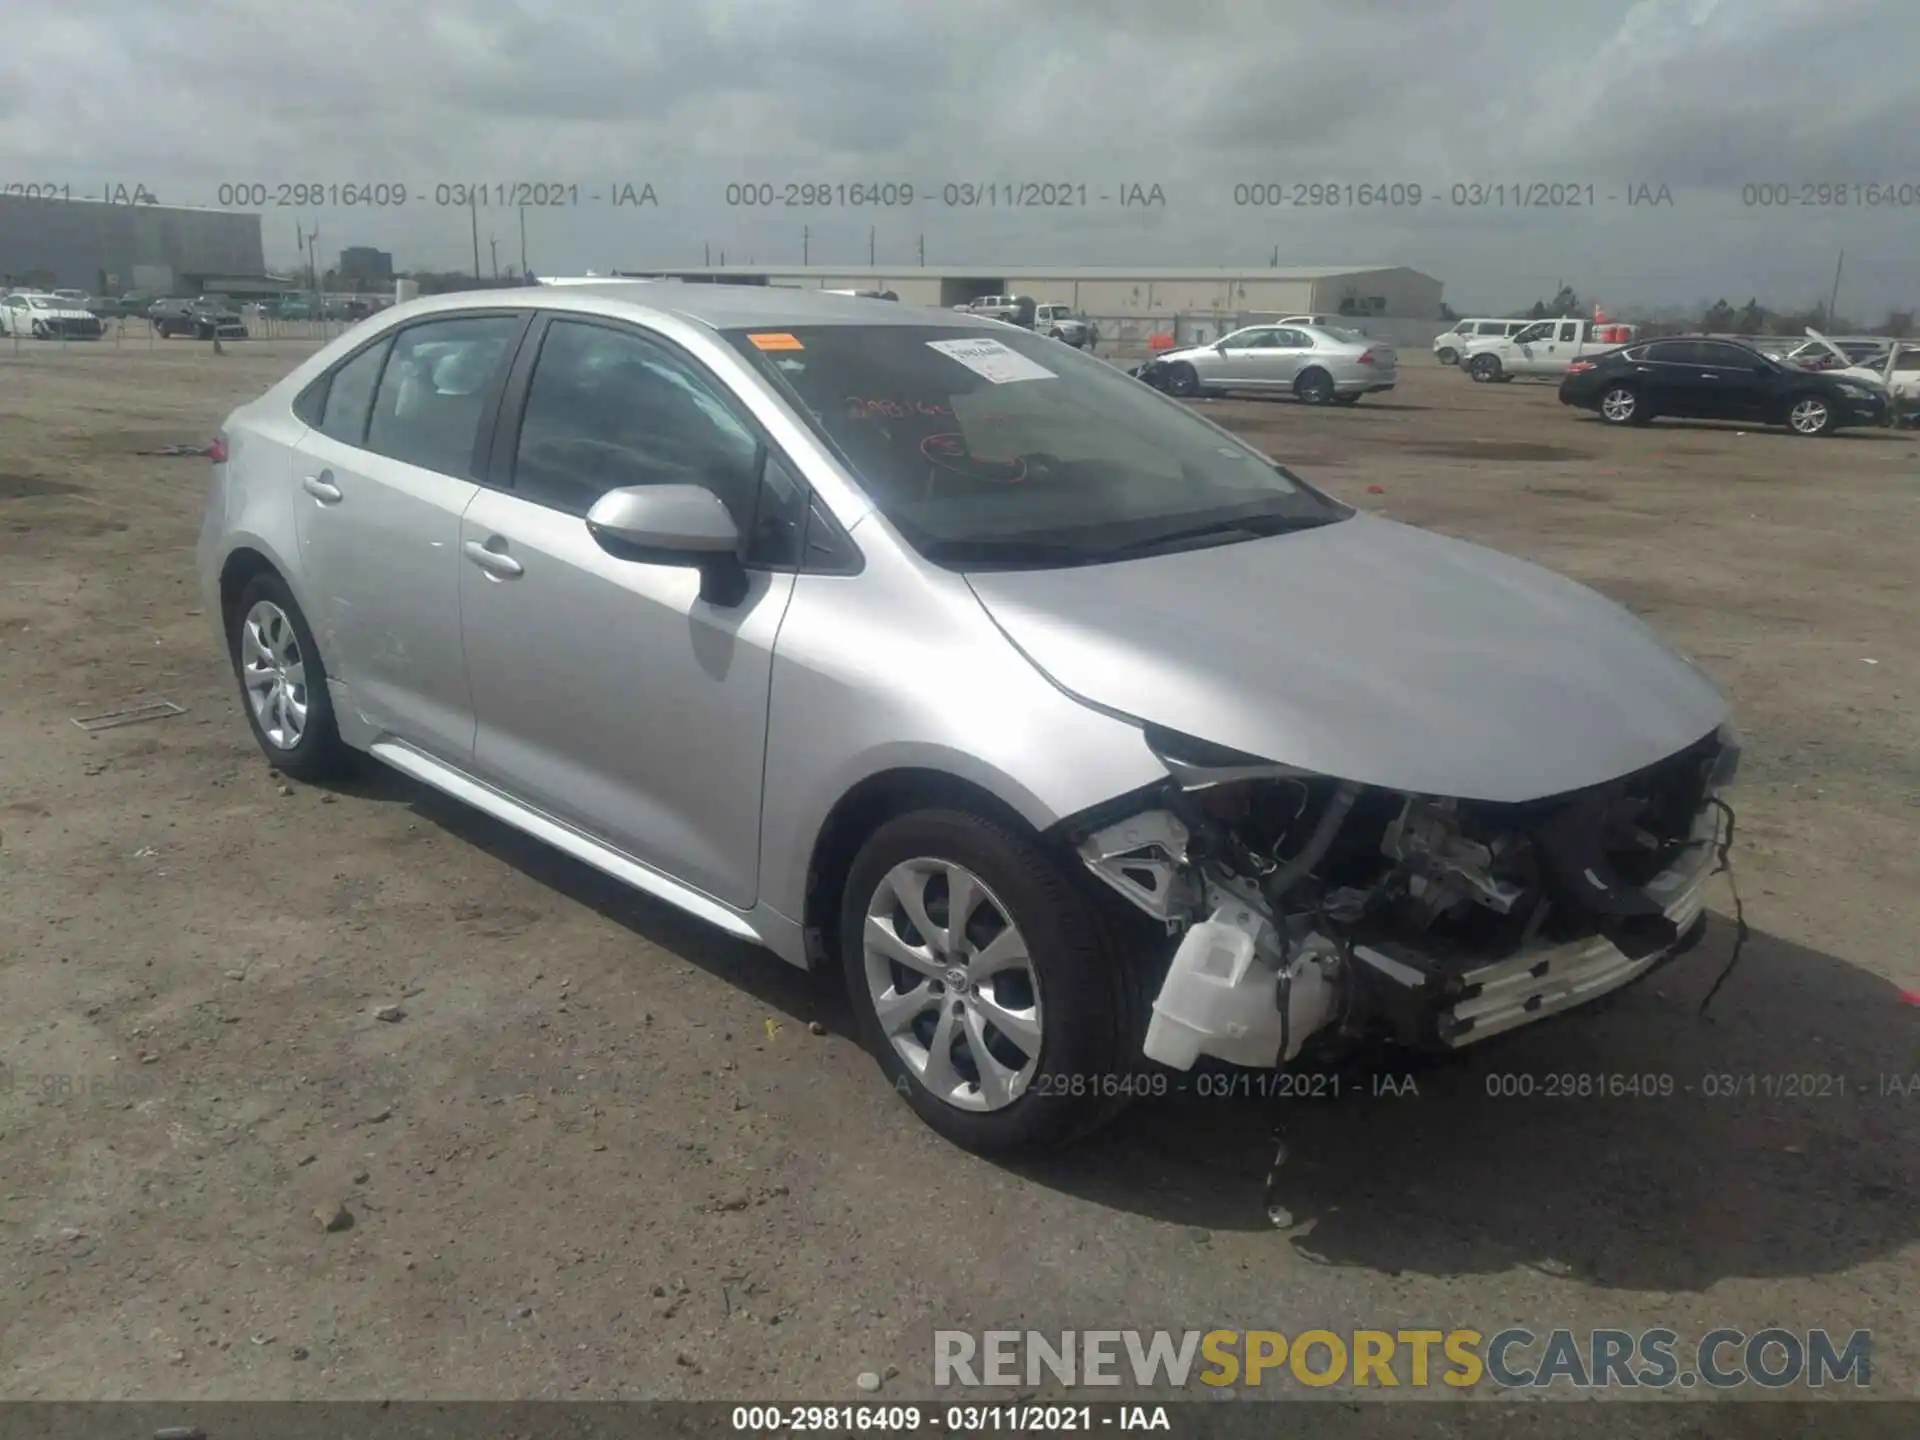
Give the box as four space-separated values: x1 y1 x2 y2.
1142 323 1397 404
197 284 1732 1156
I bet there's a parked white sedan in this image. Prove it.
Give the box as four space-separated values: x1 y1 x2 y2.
0 291 105 340
1137 323 1397 404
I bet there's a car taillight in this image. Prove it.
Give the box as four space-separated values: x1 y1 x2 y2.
1356 349 1376 365
1566 360 1596 374
207 434 228 463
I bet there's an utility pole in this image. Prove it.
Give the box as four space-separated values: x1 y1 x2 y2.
704 241 711 265
802 226 809 265
490 236 499 278
306 225 319 291
470 195 481 279
869 225 876 265
518 206 528 275
917 233 925 266
1827 249 1845 324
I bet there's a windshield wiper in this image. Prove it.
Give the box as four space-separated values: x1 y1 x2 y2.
919 537 1099 567
1101 511 1339 558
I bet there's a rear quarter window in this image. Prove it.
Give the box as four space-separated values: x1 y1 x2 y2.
316 338 392 446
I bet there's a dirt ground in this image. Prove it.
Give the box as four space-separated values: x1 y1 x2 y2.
1 338 1916 1414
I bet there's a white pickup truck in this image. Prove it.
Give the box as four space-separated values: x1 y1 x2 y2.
1460 317 1637 382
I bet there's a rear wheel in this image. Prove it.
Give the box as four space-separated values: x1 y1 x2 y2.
840 809 1147 1155
1468 353 1502 383
1333 393 1361 406
1598 384 1648 425
1295 368 1335 405
227 572 353 782
1785 393 1837 436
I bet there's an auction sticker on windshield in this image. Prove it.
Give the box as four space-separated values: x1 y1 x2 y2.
747 332 804 351
927 337 1057 384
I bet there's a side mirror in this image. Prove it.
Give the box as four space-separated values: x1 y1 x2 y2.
586 483 748 606
1213 340 1228 353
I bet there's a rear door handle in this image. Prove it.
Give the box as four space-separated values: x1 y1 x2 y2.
302 472 342 503
463 539 524 578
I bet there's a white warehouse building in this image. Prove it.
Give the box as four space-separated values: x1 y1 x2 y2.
608 264 1445 345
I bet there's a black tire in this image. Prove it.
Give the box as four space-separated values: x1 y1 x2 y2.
1332 393 1361 406
1468 354 1502 383
1783 392 1839 436
1294 368 1335 405
1163 362 1199 397
839 808 1148 1155
1436 346 1459 365
227 571 354 782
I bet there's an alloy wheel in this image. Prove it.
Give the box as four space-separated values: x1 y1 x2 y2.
862 858 1043 1112
240 599 309 749
1601 387 1637 422
1789 398 1831 434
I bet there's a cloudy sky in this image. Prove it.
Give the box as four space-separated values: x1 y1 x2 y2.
5 0 1916 315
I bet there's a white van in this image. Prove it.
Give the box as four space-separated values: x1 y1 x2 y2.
1433 319 1532 364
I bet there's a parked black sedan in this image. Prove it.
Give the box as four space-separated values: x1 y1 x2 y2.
1559 335 1889 436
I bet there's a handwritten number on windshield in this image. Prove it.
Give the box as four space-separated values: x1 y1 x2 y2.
920 432 1026 483
844 395 953 419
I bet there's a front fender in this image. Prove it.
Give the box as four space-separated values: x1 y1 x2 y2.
756 553 1169 922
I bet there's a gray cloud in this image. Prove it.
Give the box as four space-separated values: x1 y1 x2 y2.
2 0 1915 313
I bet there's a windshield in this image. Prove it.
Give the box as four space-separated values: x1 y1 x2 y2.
725 323 1349 567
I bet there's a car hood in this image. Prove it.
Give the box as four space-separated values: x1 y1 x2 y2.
964 514 1728 803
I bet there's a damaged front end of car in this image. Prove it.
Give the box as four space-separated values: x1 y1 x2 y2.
1067 722 1741 1071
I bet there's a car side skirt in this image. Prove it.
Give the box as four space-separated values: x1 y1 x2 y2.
363 737 810 966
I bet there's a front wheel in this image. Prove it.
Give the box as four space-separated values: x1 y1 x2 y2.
1162 362 1199 397
1785 393 1838 436
1332 393 1361 406
1436 346 1458 365
1468 354 1502 383
840 809 1147 1155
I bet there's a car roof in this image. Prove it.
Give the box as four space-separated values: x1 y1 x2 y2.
385 281 1010 334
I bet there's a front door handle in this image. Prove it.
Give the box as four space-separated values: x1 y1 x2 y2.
463 539 524 578
302 472 342 503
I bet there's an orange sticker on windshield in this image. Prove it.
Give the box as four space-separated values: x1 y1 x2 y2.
748 332 803 351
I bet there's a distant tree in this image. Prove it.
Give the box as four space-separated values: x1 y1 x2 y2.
1878 309 1914 337
1701 298 1737 333
1526 299 1548 319
1734 298 1767 334
1438 301 1459 322
1548 284 1581 317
